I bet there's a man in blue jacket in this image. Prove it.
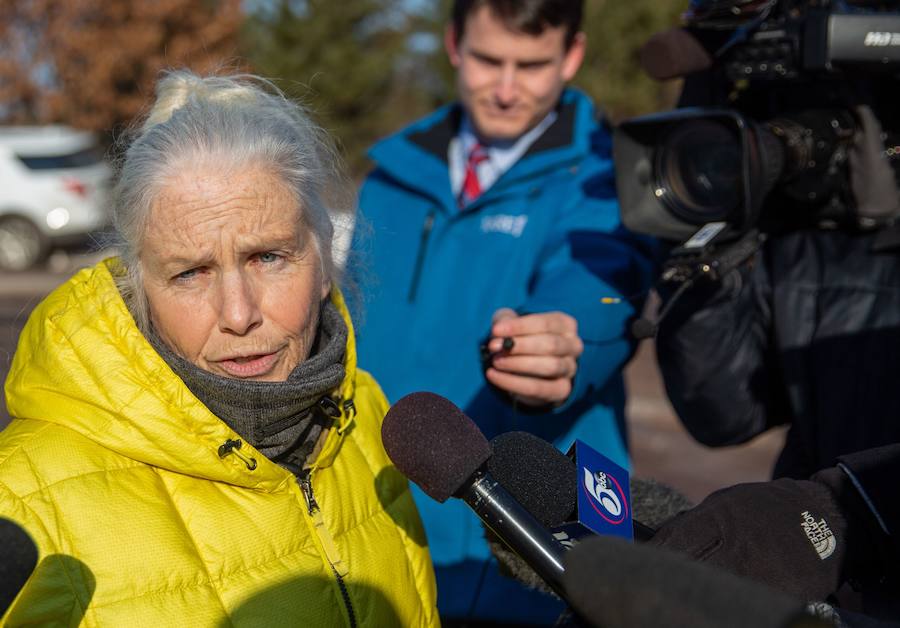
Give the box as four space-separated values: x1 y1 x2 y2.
353 0 655 624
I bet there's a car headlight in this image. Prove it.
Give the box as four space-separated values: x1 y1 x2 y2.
46 207 70 230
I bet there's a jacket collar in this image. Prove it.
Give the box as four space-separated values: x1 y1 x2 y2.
367 88 597 211
4 258 358 491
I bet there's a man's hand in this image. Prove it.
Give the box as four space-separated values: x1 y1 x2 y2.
483 308 583 407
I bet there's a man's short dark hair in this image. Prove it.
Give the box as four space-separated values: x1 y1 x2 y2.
452 0 584 49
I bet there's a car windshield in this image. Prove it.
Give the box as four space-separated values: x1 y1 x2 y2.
16 145 106 170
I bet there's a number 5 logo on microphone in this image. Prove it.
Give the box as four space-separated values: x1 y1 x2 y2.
583 468 627 524
584 469 624 519
568 440 633 540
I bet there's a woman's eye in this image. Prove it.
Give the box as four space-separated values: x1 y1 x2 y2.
175 268 198 281
258 252 280 263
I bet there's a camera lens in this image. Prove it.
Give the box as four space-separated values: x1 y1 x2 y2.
655 120 743 224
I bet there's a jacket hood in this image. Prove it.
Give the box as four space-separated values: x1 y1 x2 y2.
4 258 359 491
367 88 599 210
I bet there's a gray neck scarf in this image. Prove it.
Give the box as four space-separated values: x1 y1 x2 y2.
147 300 347 470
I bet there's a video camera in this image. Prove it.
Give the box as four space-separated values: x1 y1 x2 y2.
615 0 900 245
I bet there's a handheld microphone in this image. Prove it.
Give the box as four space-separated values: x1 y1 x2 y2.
564 535 829 628
381 392 569 598
1 518 38 614
487 431 576 528
477 431 693 596
489 431 691 537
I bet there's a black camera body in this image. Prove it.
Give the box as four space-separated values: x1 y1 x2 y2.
616 0 900 243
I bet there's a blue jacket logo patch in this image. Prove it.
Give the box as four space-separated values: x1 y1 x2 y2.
480 214 528 237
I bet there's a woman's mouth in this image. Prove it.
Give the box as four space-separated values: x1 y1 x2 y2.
216 351 280 378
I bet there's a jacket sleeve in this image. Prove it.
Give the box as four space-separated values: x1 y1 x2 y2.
810 444 900 590
655 255 790 445
520 157 658 414
835 444 900 561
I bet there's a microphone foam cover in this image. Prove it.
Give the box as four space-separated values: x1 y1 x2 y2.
1 518 38 613
630 476 694 529
638 28 713 81
382 392 491 503
630 318 657 340
488 431 576 527
485 534 558 598
564 536 811 628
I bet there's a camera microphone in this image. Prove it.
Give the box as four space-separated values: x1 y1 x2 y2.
638 28 712 81
629 278 698 340
630 317 658 340
629 228 767 341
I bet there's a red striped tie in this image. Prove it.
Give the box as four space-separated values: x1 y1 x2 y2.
459 143 489 208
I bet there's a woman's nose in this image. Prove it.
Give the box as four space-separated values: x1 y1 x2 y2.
218 271 262 335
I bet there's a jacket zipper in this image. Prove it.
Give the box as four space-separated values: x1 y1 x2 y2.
407 208 435 303
299 471 357 628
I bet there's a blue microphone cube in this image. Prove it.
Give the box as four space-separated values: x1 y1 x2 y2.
552 440 634 544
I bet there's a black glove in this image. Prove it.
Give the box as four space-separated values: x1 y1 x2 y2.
647 467 874 603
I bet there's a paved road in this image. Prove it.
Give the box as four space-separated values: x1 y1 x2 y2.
0 295 34 425
0 260 785 503
625 340 785 503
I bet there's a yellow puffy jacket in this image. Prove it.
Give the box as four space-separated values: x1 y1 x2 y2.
0 259 439 627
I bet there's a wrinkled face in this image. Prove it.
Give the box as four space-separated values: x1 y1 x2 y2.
446 6 585 142
141 166 329 382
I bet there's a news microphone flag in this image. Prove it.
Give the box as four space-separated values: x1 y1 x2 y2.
554 440 634 543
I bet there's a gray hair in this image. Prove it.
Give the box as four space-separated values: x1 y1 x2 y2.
109 70 355 331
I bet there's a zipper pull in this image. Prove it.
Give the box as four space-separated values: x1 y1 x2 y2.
297 471 349 577
298 472 320 515
217 438 258 470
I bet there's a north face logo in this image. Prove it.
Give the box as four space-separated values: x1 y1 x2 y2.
801 511 836 560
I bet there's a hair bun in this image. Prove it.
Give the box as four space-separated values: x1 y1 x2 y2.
143 72 258 130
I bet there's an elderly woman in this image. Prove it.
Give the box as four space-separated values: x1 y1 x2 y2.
0 72 438 626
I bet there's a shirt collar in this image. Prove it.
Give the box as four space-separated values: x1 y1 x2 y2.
459 109 559 163
450 109 559 198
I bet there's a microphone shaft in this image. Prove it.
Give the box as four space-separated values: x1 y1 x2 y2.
463 472 567 598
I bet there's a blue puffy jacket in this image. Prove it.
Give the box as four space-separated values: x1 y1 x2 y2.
353 89 656 623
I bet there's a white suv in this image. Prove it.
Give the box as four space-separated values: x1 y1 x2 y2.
0 125 112 271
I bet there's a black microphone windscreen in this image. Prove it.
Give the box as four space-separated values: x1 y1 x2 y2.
630 317 657 340
489 432 692 530
488 431 576 527
638 28 713 81
563 536 817 628
381 392 491 503
1 518 37 614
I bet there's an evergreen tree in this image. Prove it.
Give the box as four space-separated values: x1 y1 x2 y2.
575 0 686 121
242 0 435 177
